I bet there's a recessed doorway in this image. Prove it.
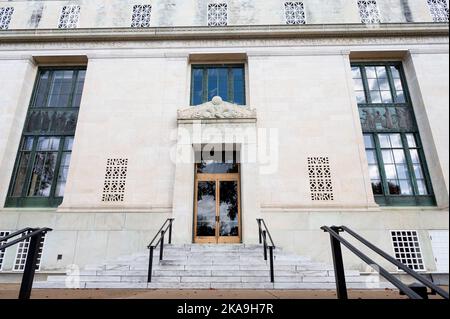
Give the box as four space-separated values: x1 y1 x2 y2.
194 149 241 244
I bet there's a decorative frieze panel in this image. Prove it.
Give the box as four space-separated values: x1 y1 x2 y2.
102 159 128 202
24 110 78 135
284 2 306 25
0 7 14 30
427 0 449 22
131 5 152 28
207 3 228 26
58 5 80 29
359 106 415 132
357 0 381 24
178 96 256 121
308 157 334 201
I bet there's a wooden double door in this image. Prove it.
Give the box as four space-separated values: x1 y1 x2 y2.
194 173 241 244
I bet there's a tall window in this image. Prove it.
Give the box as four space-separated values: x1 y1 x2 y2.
6 68 86 208
427 0 449 22
357 0 381 24
191 65 245 106
352 63 435 206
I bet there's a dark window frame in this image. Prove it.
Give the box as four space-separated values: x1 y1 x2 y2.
5 66 86 208
352 61 436 207
190 64 246 106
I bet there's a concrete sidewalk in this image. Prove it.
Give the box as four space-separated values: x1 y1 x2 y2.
0 284 417 299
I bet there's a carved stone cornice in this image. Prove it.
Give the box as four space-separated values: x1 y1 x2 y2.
177 96 257 122
0 23 448 43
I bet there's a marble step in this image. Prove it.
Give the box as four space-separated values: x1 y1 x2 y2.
35 280 391 290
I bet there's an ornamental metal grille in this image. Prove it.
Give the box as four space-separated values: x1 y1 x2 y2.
284 2 306 25
13 233 46 271
391 230 426 271
207 3 228 26
0 7 14 30
357 0 381 24
427 0 449 22
131 5 152 28
58 5 80 29
308 157 334 201
102 159 128 202
0 231 10 271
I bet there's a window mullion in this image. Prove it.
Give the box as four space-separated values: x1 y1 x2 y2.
402 133 419 196
416 135 434 196
386 65 398 104
373 134 389 196
228 67 233 103
203 68 208 103
42 71 54 108
22 138 39 198
68 70 78 107
190 67 195 105
360 66 372 104
49 136 65 199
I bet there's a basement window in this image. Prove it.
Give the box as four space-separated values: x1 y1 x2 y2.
391 230 426 271
13 233 46 272
0 231 10 271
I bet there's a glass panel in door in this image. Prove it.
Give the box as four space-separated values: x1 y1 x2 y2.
196 181 216 238
219 181 239 237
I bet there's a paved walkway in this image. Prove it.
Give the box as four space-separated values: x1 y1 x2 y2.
0 284 415 299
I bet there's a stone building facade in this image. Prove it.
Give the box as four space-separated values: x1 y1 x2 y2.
0 0 448 283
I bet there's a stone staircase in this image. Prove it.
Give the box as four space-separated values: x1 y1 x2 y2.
35 244 379 290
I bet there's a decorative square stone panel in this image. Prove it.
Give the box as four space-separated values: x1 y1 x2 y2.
0 7 14 30
427 0 449 22
131 5 152 28
357 0 381 24
308 157 334 201
391 230 426 271
58 5 81 29
208 3 228 26
102 159 128 202
284 2 306 25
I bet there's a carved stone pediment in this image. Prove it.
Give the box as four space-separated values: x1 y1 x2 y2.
177 96 257 120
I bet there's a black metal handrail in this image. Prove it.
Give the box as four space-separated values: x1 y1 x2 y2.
0 227 52 300
321 225 449 300
147 218 174 283
256 218 275 283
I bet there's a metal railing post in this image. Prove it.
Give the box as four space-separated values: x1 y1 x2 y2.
18 231 42 300
262 230 267 261
257 219 262 244
329 226 348 300
148 246 154 283
168 220 173 244
269 246 275 283
160 230 165 261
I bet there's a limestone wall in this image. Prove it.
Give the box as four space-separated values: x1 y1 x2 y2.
0 0 442 29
